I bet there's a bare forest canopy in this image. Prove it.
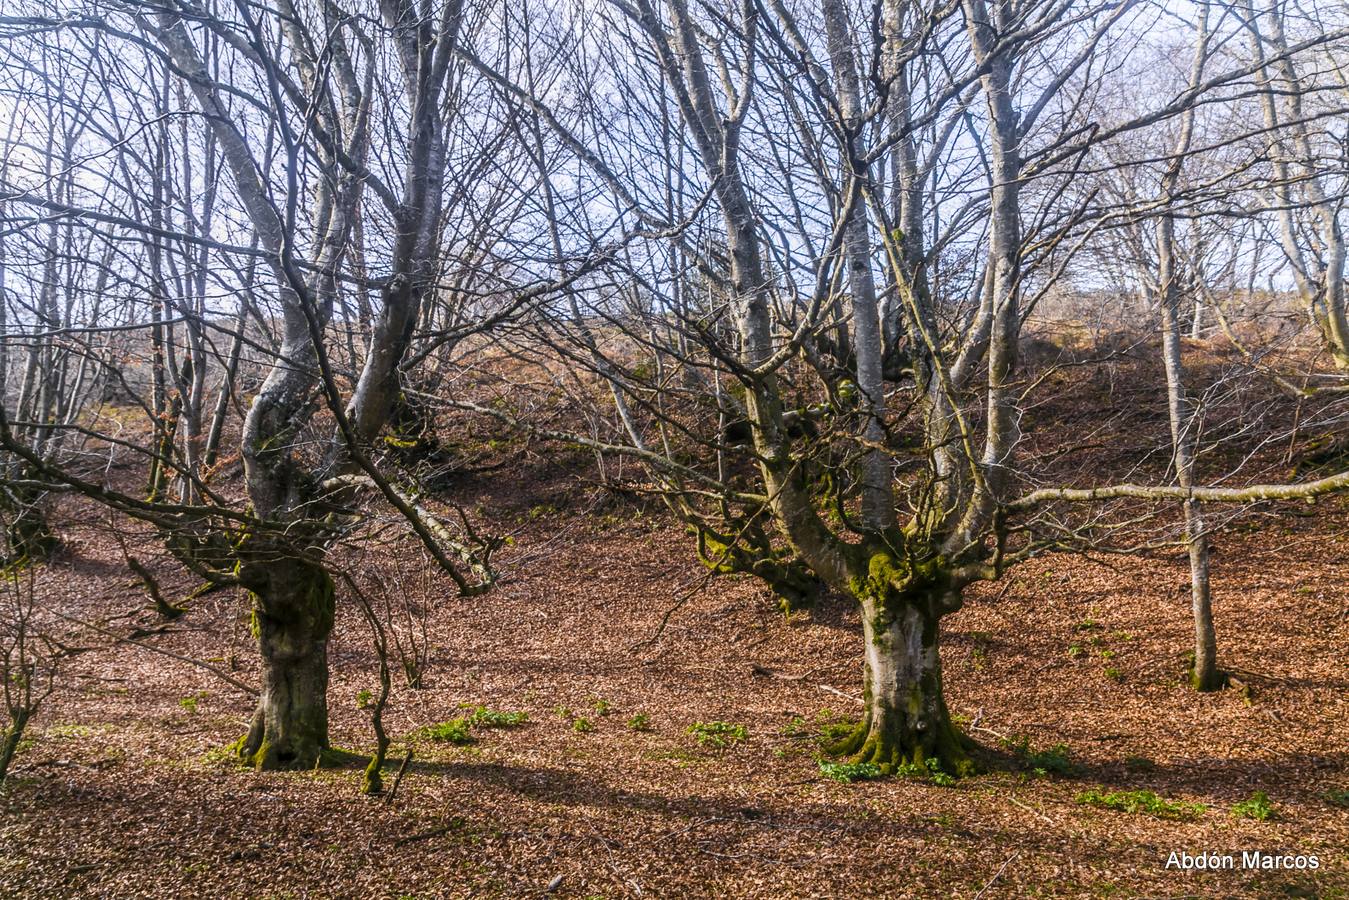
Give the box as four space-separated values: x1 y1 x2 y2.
0 0 1348 894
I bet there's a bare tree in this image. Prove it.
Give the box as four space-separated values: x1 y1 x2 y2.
0 0 604 769
0 566 58 784
1238 0 1349 369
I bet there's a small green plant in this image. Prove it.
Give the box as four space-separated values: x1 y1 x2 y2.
897 757 954 786
1075 617 1101 632
1103 667 1124 682
466 706 528 728
687 721 748 749
1231 791 1275 821
417 719 474 744
969 631 993 669
591 698 612 717
818 720 857 742
1076 788 1205 820
782 709 858 745
571 717 594 734
178 692 206 714
626 713 652 732
1067 644 1085 659
356 689 373 710
1099 649 1116 660
1024 743 1075 777
1323 788 1349 808
818 760 884 783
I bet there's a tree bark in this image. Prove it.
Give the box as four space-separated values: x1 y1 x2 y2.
821 0 894 532
0 708 31 784
1242 0 1349 368
237 559 335 770
829 563 972 774
1184 502 1221 690
1 489 57 565
1158 7 1222 692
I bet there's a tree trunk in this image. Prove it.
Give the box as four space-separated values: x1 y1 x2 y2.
1156 7 1223 693
2 488 57 565
821 0 893 532
1185 500 1222 691
238 560 335 770
829 575 973 775
0 708 31 784
1161 261 1224 693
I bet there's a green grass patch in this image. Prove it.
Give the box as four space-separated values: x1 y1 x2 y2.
782 708 857 745
1231 791 1275 821
1123 755 1155 772
413 707 527 746
1076 788 1205 820
687 721 747 749
46 723 93 739
1001 735 1076 777
417 719 474 745
626 713 652 732
896 757 955 786
1025 743 1075 777
818 760 884 783
465 706 528 728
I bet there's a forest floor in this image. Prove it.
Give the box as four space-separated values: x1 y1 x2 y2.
2 349 1348 899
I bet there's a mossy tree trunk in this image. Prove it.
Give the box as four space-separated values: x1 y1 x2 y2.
1 486 57 565
0 707 31 784
829 553 974 776
237 558 335 770
4 509 56 565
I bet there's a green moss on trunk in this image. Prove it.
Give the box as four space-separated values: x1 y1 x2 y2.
696 529 825 612
1189 665 1228 693
830 549 977 778
236 559 335 771
2 498 57 566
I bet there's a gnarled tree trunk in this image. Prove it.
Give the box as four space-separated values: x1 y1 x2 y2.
829 553 973 775
237 559 335 770
1 487 57 565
